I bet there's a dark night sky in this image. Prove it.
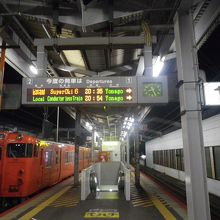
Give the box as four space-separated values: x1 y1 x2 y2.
198 25 220 81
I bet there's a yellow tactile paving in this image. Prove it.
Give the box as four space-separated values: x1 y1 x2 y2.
18 186 80 220
49 188 80 208
130 171 177 220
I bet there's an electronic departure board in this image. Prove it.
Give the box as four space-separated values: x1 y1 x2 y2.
22 77 137 105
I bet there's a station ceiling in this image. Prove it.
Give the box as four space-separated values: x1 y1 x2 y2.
0 0 220 141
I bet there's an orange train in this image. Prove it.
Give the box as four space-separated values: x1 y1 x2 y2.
0 131 98 207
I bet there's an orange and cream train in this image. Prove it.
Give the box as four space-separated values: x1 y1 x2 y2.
0 131 98 207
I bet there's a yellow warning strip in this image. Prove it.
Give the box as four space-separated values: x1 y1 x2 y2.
132 200 150 204
19 186 71 220
133 202 153 207
151 196 176 220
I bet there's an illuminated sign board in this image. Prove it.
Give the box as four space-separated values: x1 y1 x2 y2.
22 76 168 105
204 82 220 106
22 77 137 105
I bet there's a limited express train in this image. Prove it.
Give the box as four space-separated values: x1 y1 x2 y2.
145 113 220 198
0 131 98 207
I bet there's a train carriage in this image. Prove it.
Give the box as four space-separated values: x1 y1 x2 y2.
0 131 95 207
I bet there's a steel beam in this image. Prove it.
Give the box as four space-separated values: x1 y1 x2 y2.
194 0 220 46
34 36 145 50
37 45 47 76
174 9 211 220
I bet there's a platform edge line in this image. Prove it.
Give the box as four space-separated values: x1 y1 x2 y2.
18 186 71 220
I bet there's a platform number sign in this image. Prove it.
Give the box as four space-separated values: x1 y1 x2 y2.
204 83 220 106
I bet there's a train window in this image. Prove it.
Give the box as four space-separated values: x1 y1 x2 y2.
176 149 181 170
153 151 156 164
205 147 212 178
34 145 38 157
213 146 220 180
45 151 52 167
155 151 159 164
169 150 175 169
164 150 169 167
176 149 184 171
159 150 164 166
65 151 74 163
7 143 33 158
180 149 184 171
55 151 60 164
0 147 2 159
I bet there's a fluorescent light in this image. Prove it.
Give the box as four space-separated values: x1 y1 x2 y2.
94 177 97 184
153 56 164 77
109 189 113 192
140 155 146 159
129 117 134 122
30 65 38 75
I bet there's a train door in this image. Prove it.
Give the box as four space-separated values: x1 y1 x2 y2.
54 149 61 183
39 148 45 188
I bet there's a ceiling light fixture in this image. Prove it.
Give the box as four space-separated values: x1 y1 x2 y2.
29 65 38 75
153 56 164 77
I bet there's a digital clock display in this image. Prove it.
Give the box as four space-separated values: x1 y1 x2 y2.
143 83 162 97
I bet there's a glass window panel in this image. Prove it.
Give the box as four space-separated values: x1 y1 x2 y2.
205 147 212 178
213 146 220 180
7 143 33 158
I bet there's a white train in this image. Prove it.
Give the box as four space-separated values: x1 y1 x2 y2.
145 113 220 197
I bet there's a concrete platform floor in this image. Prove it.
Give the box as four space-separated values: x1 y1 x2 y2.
0 171 187 220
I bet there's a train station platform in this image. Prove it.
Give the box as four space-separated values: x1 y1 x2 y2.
0 170 187 220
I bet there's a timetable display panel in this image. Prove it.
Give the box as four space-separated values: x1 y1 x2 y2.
22 77 137 105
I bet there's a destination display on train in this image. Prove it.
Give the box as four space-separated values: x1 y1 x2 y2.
22 77 137 105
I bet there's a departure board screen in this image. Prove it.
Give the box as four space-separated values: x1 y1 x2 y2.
22 77 137 105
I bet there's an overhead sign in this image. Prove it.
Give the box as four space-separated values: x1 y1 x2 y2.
204 82 220 105
22 76 168 105
22 77 137 105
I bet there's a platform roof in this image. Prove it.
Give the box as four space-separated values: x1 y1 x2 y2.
0 0 220 141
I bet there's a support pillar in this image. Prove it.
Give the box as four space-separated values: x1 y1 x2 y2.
42 106 49 138
56 106 60 142
126 135 130 165
174 10 211 220
74 109 81 186
91 129 95 163
37 45 47 76
0 41 6 110
134 127 140 187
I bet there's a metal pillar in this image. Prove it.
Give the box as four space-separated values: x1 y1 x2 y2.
91 129 95 163
126 135 130 165
37 45 47 76
174 10 211 220
56 106 60 142
74 109 81 186
0 41 6 110
134 127 140 187
143 45 152 77
42 106 49 138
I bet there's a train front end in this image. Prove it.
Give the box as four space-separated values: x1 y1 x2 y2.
0 132 40 202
